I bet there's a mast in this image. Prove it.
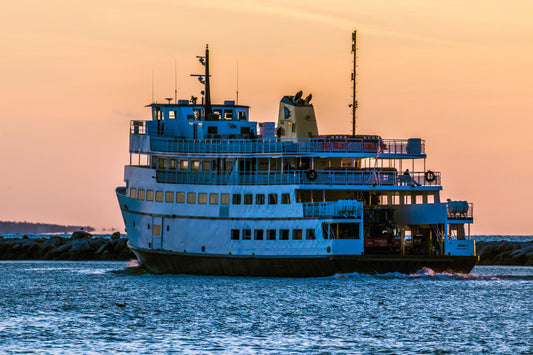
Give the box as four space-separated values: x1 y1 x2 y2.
351 30 358 136
204 45 212 115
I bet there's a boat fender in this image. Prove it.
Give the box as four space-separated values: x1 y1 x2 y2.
425 170 435 182
306 169 318 181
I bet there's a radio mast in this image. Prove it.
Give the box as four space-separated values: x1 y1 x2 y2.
351 30 358 136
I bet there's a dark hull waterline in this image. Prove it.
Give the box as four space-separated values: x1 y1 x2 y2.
130 245 479 277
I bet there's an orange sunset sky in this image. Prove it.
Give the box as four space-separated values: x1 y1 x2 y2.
1 0 532 235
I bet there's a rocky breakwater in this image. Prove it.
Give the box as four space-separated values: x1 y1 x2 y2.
0 231 135 261
476 241 533 266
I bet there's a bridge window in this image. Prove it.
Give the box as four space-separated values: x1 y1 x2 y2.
187 192 196 204
176 192 185 203
238 111 247 121
129 188 136 199
169 111 176 119
137 189 145 200
281 193 291 204
155 191 164 202
209 193 219 205
256 194 265 205
224 110 233 120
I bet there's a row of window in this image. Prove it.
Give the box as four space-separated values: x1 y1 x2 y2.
129 188 291 205
231 229 316 241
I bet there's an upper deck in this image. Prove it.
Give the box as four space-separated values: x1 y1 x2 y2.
130 120 426 159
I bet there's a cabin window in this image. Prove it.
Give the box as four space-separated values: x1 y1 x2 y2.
198 193 207 204
238 111 247 121
254 230 264 240
244 194 253 205
209 193 219 205
169 111 176 119
187 114 195 120
306 229 316 240
158 158 166 169
232 194 241 205
224 110 233 120
155 191 164 202
267 229 276 240
280 229 289 240
180 160 189 170
165 191 174 203
210 109 221 120
221 193 230 205
146 190 154 201
242 229 251 240
137 189 145 200
191 160 200 171
207 126 218 135
231 229 240 240
176 192 185 203
129 188 137 199
293 229 303 240
281 193 291 204
187 192 196 204
202 161 211 171
169 159 177 170
268 194 278 204
256 194 265 205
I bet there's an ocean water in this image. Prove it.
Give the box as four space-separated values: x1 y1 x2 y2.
0 262 531 354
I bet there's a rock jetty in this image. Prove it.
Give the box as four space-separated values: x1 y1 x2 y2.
0 232 135 261
476 241 533 266
0 234 531 266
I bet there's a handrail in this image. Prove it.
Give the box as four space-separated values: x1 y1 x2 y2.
447 201 474 220
303 201 363 218
129 128 425 156
152 168 441 187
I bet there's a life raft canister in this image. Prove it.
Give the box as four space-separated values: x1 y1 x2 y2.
306 169 318 181
425 170 436 182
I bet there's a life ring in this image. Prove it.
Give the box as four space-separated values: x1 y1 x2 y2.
306 169 318 181
425 170 436 182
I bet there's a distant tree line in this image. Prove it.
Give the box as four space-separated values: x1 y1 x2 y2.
0 221 94 234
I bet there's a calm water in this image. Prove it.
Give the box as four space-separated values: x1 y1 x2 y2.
0 261 531 354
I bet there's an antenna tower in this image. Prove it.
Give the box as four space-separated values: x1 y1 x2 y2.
351 30 358 136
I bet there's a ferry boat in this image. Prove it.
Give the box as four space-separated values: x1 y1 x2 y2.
116 38 478 277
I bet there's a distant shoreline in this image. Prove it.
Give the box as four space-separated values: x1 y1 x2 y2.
0 221 94 234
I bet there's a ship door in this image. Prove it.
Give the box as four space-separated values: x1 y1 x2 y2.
151 216 163 249
193 123 198 139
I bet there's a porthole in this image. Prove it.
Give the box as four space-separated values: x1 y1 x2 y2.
133 221 136 227
167 225 170 232
148 224 150 230
201 246 206 252
327 246 331 253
